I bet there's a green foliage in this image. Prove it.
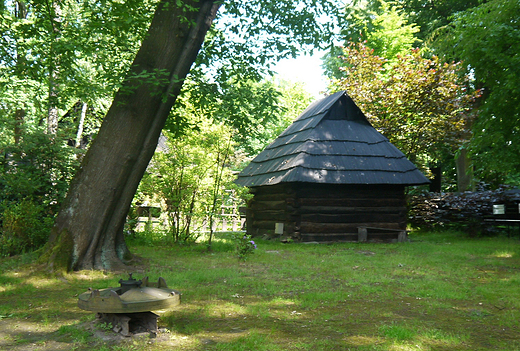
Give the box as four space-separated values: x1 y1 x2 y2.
329 42 478 168
0 130 78 257
0 130 78 212
201 1 341 76
126 226 169 247
366 1 421 61
171 78 313 157
0 199 53 257
233 233 257 261
1 0 340 144
345 0 482 44
395 0 481 42
0 0 155 139
434 0 520 182
323 0 420 78
344 0 420 59
138 118 239 243
173 1 330 157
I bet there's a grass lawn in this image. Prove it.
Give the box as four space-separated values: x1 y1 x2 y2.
1 230 519 350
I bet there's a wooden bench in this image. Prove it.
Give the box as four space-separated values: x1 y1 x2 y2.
484 203 520 238
484 218 520 238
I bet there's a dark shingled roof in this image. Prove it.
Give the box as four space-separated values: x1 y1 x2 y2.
236 91 430 187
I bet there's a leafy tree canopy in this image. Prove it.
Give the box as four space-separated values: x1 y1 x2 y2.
394 0 481 42
323 0 420 78
329 42 478 170
433 0 520 182
168 77 313 157
173 0 340 157
0 0 155 126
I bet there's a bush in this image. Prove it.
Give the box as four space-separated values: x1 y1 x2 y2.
233 233 257 261
0 130 79 256
0 199 54 257
0 131 78 214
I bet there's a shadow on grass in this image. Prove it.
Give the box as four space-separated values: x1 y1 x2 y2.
1 231 520 350
0 255 135 350
159 297 478 351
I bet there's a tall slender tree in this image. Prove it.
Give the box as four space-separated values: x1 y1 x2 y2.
13 0 28 143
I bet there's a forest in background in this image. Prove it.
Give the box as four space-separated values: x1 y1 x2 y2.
1 0 519 258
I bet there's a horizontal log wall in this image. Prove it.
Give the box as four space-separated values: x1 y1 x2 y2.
247 183 407 242
246 184 298 237
295 184 406 242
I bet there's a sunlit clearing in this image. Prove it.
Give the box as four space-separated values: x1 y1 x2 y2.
207 302 247 317
269 297 297 307
387 343 422 351
343 335 381 346
0 284 13 293
491 251 514 258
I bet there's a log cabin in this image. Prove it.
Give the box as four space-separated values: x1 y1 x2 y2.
235 91 429 242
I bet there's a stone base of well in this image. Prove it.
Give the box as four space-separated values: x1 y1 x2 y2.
96 311 159 337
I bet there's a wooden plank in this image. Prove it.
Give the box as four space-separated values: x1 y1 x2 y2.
252 193 288 202
300 221 403 233
252 184 295 196
249 200 287 211
300 213 404 223
300 233 359 242
297 198 406 207
252 220 296 230
251 210 288 221
294 185 405 199
251 211 299 222
298 206 405 215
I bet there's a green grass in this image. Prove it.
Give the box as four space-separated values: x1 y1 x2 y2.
1 230 520 350
57 324 92 344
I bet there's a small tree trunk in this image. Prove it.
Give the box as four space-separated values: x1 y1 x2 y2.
207 137 231 249
456 148 474 192
46 0 62 135
14 1 27 144
14 108 25 144
47 87 59 135
75 102 87 148
42 0 220 272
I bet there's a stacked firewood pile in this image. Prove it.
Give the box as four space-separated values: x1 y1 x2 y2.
408 187 520 234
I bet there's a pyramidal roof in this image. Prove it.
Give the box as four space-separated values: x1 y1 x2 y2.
236 91 430 187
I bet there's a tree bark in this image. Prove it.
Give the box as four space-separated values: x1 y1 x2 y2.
456 148 474 192
42 0 220 271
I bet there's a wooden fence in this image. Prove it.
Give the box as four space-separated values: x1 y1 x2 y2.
135 205 245 233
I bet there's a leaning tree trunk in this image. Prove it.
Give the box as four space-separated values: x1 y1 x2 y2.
42 0 220 271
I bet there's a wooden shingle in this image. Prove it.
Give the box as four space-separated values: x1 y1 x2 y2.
236 91 429 188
